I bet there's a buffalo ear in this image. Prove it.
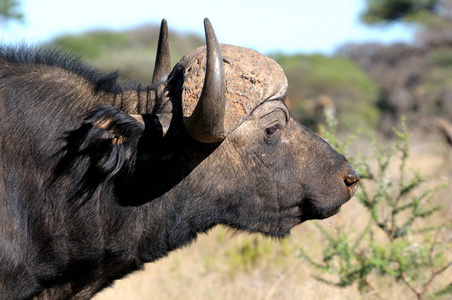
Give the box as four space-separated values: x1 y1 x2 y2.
81 104 145 179
51 105 145 202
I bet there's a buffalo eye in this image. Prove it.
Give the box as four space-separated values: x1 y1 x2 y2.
264 123 283 144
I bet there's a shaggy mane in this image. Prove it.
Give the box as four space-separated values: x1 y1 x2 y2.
0 44 140 94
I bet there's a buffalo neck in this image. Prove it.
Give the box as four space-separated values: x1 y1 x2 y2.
110 133 222 264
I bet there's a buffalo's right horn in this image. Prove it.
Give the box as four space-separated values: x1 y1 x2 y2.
152 19 171 85
184 18 227 143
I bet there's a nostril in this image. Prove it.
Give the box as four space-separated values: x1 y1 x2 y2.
343 166 359 197
344 173 359 187
343 166 359 186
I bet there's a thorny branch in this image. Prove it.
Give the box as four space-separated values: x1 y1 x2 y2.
363 277 385 300
399 231 452 300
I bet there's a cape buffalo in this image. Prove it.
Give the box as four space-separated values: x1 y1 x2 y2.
0 19 359 299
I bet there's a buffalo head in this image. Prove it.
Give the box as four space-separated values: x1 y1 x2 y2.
95 18 360 237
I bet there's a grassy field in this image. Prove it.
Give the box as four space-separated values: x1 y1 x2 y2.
94 132 452 300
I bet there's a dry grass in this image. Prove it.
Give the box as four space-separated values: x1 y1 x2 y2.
94 134 452 300
93 224 363 300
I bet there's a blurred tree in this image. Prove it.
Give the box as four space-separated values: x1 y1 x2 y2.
361 0 440 24
0 0 23 25
344 0 452 135
361 0 452 46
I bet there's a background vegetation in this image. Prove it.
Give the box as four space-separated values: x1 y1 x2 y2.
2 0 451 298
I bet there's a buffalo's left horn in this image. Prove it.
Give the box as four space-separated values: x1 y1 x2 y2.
152 19 171 85
185 18 227 143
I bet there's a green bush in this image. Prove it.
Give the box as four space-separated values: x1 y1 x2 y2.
48 26 204 83
219 235 296 278
52 30 130 59
225 237 273 272
300 116 452 300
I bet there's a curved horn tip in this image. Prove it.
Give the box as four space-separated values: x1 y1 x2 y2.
152 17 171 85
158 19 168 40
160 19 167 32
203 18 216 37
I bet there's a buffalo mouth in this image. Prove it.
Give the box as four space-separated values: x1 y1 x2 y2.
300 204 340 222
299 194 353 222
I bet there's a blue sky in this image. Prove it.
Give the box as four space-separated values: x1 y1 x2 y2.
1 0 415 55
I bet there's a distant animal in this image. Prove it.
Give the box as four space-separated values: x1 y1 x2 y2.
314 94 336 126
0 19 359 299
436 118 452 146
